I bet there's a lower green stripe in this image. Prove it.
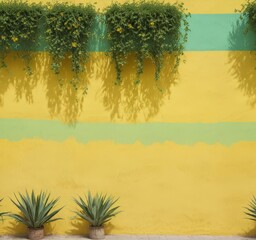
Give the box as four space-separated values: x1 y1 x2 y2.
0 119 256 145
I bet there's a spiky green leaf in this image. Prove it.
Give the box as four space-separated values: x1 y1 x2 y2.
9 190 63 228
73 192 121 227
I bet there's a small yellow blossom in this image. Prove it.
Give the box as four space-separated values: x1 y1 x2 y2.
60 12 64 16
116 27 123 33
150 21 155 27
128 24 133 29
72 42 78 48
1 36 6 40
11 36 18 42
78 17 82 21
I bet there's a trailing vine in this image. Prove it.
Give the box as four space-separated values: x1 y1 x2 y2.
45 2 96 91
237 0 256 32
0 1 43 74
105 1 190 84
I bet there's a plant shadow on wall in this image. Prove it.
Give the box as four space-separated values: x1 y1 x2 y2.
5 219 54 237
42 53 91 125
0 52 41 107
67 218 114 235
228 4 256 108
98 53 179 121
0 52 91 125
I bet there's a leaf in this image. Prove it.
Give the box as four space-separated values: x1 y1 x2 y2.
9 190 63 228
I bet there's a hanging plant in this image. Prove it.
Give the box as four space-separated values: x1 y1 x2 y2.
0 1 44 74
237 0 256 32
105 1 190 84
45 2 96 90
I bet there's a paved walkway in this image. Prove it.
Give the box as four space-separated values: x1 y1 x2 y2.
0 235 254 240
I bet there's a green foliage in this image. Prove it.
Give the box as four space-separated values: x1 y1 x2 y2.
9 190 63 228
0 0 44 74
245 196 256 221
105 1 190 84
45 2 96 89
237 0 256 28
0 198 8 220
74 192 121 227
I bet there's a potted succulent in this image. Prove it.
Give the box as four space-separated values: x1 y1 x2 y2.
0 198 8 219
74 192 121 239
9 190 63 240
245 195 256 221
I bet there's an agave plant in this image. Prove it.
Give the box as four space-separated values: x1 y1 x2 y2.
0 198 8 219
245 195 256 221
74 192 121 227
9 190 63 228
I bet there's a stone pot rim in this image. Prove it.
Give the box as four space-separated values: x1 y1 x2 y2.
89 226 104 229
28 226 44 230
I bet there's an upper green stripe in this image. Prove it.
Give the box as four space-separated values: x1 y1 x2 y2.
1 119 256 145
187 14 255 51
10 14 256 52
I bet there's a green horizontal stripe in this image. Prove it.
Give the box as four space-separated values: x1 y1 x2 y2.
1 119 256 145
9 14 256 52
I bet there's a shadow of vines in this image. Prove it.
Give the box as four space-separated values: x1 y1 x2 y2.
228 19 256 107
41 53 91 125
0 50 179 123
0 51 91 125
98 53 179 122
0 52 40 106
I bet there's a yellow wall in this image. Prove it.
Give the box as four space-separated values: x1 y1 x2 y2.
1 140 256 236
1 0 256 237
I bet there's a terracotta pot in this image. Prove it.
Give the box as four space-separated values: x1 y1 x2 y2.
28 227 44 240
88 226 105 239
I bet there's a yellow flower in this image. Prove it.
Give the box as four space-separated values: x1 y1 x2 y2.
11 36 18 42
72 42 78 48
150 21 155 27
60 12 64 16
78 17 82 21
128 24 133 29
1 36 6 40
116 27 123 33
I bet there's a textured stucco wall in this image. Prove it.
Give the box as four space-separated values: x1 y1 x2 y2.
1 0 256 236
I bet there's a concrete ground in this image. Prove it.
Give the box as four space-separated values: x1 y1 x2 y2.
0 235 255 240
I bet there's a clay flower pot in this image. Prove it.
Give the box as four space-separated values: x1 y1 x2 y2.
28 227 44 240
88 226 105 239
